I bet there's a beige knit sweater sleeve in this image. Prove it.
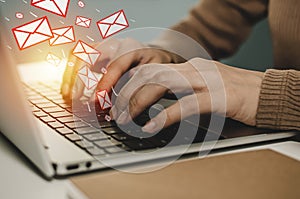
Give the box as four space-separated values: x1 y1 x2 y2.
256 70 300 131
152 0 300 131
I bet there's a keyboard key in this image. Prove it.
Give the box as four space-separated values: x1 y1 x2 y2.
111 133 134 142
49 111 72 118
47 95 65 101
95 139 122 148
102 127 121 135
123 139 155 150
65 121 89 129
56 127 73 135
52 99 67 104
81 116 98 124
58 103 71 109
75 140 94 148
75 127 100 135
86 147 106 156
39 91 58 96
27 95 44 100
57 116 80 123
31 106 40 112
48 121 64 129
40 116 56 123
98 121 116 128
33 110 48 117
30 99 50 104
146 137 168 148
73 111 90 118
35 102 57 109
48 122 64 129
65 134 82 142
42 107 64 113
105 146 124 154
83 132 108 141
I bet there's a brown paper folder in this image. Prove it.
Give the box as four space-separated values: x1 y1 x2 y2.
70 149 300 199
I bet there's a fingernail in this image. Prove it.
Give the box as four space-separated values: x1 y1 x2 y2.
142 120 156 133
129 68 138 77
62 84 69 95
117 111 128 124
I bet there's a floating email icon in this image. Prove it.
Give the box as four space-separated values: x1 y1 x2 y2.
97 10 129 39
75 16 91 28
97 90 112 110
31 0 70 17
46 52 61 66
77 66 99 90
72 40 101 66
49 26 75 46
12 16 53 50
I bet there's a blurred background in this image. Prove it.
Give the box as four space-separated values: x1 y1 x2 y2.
1 0 272 71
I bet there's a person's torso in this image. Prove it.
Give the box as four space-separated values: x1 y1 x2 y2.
269 0 300 69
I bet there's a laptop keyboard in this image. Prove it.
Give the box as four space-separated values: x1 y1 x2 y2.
23 81 224 157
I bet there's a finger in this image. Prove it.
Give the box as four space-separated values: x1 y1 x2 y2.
96 52 138 92
113 64 159 119
142 92 212 133
71 75 85 100
116 84 167 124
61 55 79 100
128 56 163 78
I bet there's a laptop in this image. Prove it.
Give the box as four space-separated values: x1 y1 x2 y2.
0 11 296 180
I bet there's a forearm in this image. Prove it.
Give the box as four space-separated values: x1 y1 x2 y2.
256 69 300 131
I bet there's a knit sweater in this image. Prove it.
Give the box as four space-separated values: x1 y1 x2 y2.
155 0 300 131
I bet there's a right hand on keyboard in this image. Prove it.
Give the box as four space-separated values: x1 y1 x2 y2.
60 38 174 101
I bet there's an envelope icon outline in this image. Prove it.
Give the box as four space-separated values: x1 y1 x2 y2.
97 9 129 39
12 16 53 50
46 52 61 66
97 90 112 110
31 0 70 17
49 26 75 46
75 16 92 28
72 40 101 66
77 66 99 90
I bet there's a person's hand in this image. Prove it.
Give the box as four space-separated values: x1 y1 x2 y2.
111 58 264 133
61 38 174 100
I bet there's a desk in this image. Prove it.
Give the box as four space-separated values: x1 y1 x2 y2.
1 132 299 199
0 134 68 199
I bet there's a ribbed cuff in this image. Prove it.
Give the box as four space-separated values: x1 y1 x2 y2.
256 69 300 131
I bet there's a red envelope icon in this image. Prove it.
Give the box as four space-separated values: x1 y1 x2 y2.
72 40 101 66
31 0 70 17
49 26 75 46
97 90 112 110
97 10 129 39
12 16 53 50
75 16 91 28
77 66 99 90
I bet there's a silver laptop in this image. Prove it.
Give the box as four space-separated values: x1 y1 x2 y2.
0 11 296 180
